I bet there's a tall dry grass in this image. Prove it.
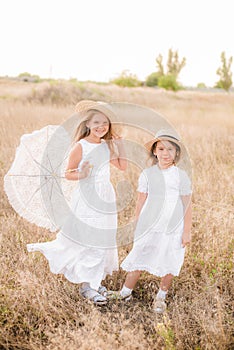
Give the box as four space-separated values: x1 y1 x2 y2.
0 81 233 349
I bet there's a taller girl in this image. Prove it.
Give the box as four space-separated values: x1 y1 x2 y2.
27 100 127 305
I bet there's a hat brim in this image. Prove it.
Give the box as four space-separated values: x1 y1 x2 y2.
144 136 181 151
144 135 188 165
75 100 117 121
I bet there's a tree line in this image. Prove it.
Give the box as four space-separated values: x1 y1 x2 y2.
111 50 233 91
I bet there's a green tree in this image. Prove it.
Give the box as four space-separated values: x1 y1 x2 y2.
156 54 164 76
155 49 186 79
145 72 161 87
197 82 206 88
166 48 186 78
158 74 181 91
215 51 233 91
152 49 186 90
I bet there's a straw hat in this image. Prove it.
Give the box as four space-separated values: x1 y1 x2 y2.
145 129 182 149
75 100 117 121
144 129 186 163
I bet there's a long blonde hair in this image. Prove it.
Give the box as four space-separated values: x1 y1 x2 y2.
73 109 114 151
73 109 114 145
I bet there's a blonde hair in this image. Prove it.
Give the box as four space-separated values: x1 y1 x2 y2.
73 109 114 151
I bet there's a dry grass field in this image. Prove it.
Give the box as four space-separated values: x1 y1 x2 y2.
0 79 233 350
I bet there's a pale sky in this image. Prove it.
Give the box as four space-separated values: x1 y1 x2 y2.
0 0 233 87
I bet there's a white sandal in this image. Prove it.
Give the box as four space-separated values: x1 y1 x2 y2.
153 298 167 313
79 287 107 305
97 285 108 297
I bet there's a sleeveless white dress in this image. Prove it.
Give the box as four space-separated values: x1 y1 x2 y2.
121 165 192 277
27 139 119 290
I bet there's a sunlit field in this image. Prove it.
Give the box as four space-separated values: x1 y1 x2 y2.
0 79 233 350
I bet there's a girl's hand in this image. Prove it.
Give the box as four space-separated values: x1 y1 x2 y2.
109 132 127 171
79 161 92 179
182 232 191 248
112 133 123 144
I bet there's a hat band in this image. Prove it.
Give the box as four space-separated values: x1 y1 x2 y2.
158 134 179 141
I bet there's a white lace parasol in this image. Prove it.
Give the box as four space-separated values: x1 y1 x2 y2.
4 124 77 232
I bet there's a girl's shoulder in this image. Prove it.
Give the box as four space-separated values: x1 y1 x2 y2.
142 164 166 175
175 167 192 190
143 165 190 179
75 139 84 146
76 138 104 147
77 138 91 145
77 138 107 145
143 164 157 172
175 166 190 178
140 165 159 179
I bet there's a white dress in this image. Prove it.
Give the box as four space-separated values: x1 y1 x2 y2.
121 165 192 277
27 139 119 290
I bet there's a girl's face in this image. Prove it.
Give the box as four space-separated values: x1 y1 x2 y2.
154 141 177 168
86 113 110 138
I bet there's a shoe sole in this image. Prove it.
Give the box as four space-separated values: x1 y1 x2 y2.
106 291 132 301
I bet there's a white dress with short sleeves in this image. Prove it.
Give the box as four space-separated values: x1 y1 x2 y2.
27 139 118 290
121 165 192 277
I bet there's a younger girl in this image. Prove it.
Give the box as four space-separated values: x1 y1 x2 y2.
27 100 127 305
113 130 192 313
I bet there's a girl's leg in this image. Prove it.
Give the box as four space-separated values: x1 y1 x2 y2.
108 270 141 300
119 270 141 299
154 274 174 313
156 273 174 299
160 273 174 291
124 270 141 289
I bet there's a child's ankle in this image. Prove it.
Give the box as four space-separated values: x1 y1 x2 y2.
156 288 168 300
120 285 132 297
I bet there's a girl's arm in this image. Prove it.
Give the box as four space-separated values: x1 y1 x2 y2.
181 194 192 247
135 192 148 220
110 137 127 171
65 143 90 181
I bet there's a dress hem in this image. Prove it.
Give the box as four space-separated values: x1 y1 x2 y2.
120 263 181 277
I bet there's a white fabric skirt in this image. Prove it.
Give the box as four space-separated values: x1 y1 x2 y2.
27 232 119 290
121 230 185 277
27 175 119 289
